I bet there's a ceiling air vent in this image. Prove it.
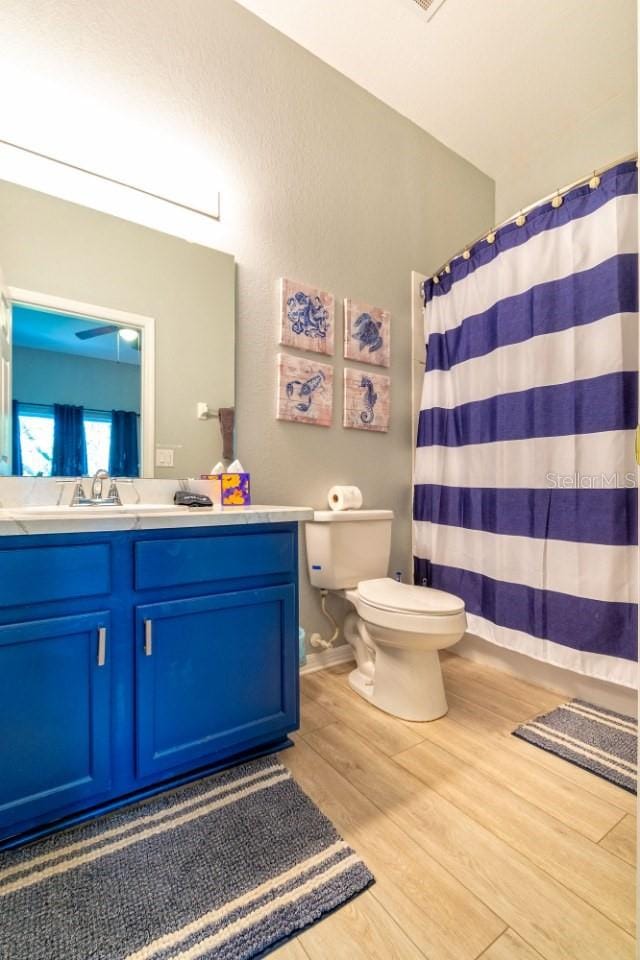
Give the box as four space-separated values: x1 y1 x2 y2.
408 0 449 21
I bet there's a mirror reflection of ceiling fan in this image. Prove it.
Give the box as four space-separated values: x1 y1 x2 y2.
75 324 141 350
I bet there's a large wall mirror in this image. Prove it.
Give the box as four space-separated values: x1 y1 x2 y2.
0 180 235 480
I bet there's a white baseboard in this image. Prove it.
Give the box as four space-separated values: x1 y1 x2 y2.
453 634 638 717
300 644 354 675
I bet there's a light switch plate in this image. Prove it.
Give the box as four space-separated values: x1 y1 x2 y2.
156 448 174 467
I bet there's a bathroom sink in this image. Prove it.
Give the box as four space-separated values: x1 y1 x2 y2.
12 503 187 515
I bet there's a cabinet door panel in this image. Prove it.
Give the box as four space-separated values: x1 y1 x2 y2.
0 612 112 832
135 586 296 778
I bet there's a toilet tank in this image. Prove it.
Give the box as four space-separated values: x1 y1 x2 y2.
305 509 394 589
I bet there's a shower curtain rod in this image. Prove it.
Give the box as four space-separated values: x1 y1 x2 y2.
429 151 638 282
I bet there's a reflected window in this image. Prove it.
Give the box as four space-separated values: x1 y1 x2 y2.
16 404 114 477
84 412 112 476
18 406 54 477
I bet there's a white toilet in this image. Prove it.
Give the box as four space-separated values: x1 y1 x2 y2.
305 509 467 721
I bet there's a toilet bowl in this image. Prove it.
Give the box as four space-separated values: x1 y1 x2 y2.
343 578 467 721
305 510 467 722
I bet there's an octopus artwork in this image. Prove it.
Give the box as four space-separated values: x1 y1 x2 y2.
343 367 390 432
280 279 335 355
344 299 391 367
276 353 333 426
286 292 329 342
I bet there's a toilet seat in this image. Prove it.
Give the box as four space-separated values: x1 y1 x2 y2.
349 577 467 636
357 578 464 616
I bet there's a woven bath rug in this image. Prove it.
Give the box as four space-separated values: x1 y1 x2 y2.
0 756 374 960
513 699 637 794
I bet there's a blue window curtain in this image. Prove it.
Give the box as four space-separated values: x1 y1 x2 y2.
11 399 22 476
52 403 87 476
109 410 139 477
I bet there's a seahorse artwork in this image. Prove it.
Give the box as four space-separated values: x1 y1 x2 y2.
276 353 333 426
280 279 335 356
359 376 378 424
343 367 390 432
344 299 391 368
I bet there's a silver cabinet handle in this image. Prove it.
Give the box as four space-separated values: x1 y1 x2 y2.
97 626 107 667
144 619 153 656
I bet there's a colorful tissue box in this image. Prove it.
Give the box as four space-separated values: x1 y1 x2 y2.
221 472 251 506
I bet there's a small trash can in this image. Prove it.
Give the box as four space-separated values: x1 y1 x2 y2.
298 626 306 667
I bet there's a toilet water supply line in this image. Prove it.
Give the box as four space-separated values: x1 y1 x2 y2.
309 590 340 649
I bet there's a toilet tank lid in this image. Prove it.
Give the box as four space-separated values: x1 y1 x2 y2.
312 509 394 522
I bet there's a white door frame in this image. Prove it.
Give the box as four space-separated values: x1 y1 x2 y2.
8 287 156 477
0 269 11 475
410 270 428 577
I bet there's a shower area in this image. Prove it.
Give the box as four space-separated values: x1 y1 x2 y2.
413 158 638 711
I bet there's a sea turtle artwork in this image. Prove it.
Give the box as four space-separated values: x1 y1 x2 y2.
353 313 383 355
280 279 335 355
344 299 391 368
343 367 390 433
276 353 333 427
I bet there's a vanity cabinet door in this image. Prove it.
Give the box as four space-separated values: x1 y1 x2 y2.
134 585 297 779
0 612 112 834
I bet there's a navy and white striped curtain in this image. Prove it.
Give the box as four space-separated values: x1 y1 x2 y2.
414 160 638 688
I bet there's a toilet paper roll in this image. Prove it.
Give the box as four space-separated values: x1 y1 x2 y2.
328 486 363 511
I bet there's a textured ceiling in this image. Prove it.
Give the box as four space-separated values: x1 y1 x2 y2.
235 0 637 214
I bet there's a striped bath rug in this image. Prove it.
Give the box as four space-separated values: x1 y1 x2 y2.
513 699 637 793
0 756 373 960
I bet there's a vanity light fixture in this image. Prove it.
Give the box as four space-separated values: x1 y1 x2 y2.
0 138 220 237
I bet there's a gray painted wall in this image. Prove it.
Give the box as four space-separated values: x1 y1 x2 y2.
204 2 495 645
0 0 494 647
13 346 140 413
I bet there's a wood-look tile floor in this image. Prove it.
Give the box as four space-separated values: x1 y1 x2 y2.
273 653 637 960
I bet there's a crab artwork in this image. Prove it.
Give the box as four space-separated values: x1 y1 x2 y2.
285 370 326 413
276 353 333 426
344 299 391 367
343 367 390 432
280 279 335 355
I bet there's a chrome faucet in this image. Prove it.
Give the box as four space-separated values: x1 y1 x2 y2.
57 473 133 507
91 469 111 500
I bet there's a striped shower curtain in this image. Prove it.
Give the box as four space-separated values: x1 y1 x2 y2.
414 160 638 688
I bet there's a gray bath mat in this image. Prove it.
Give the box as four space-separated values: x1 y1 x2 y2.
513 699 637 794
0 756 373 959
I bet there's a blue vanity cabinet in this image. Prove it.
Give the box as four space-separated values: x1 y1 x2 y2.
0 520 301 848
134 584 297 779
0 611 112 832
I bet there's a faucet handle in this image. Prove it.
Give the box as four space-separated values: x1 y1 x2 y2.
55 477 86 505
107 477 135 505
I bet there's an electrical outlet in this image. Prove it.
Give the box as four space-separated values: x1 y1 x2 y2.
155 448 174 467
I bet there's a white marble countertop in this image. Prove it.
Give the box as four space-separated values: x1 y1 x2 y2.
0 504 314 536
